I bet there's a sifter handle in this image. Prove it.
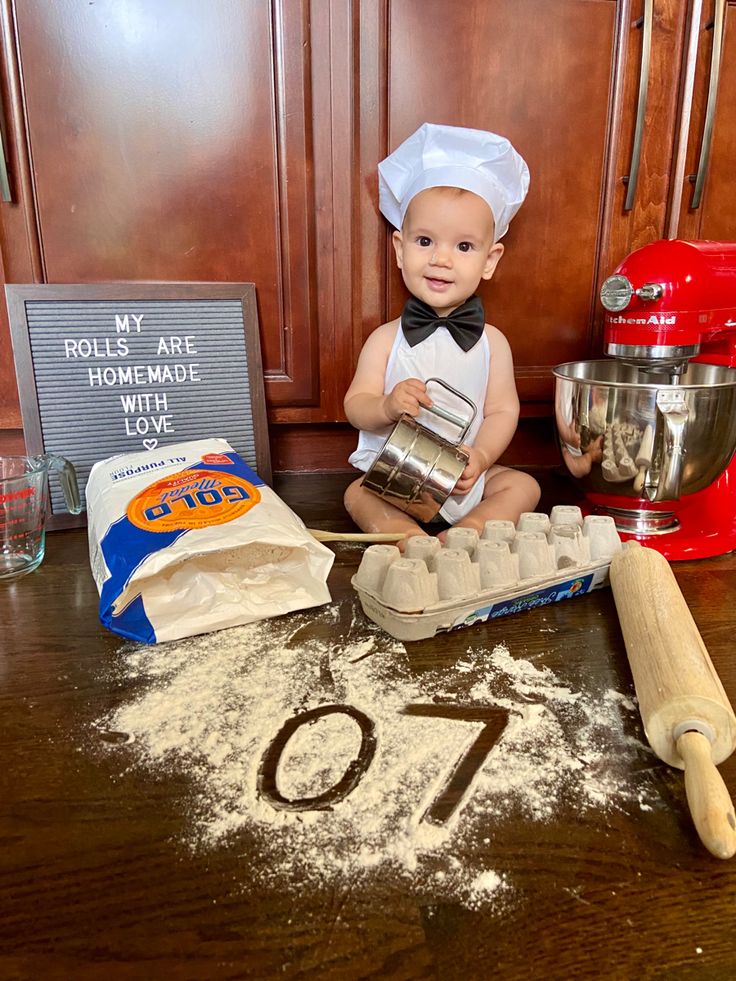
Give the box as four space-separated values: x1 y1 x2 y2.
424 378 477 443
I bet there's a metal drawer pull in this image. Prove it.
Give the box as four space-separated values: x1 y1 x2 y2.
691 0 726 209
624 0 653 212
0 119 11 202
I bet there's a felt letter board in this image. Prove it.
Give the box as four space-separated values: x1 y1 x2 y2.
6 283 271 529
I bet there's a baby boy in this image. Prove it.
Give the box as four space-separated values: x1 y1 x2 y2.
344 122 541 541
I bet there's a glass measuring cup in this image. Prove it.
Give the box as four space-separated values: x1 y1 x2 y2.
0 454 82 580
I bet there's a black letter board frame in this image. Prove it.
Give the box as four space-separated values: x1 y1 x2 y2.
6 282 271 529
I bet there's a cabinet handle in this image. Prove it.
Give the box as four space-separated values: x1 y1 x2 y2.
0 94 10 202
624 0 653 212
691 0 726 209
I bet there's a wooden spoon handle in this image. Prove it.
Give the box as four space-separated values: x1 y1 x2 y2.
677 729 736 860
307 529 406 543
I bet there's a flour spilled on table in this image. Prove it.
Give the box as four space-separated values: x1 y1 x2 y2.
96 598 655 909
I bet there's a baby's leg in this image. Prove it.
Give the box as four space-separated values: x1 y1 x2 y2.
443 466 541 537
344 478 427 546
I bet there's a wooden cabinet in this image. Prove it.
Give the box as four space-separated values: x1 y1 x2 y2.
0 0 324 420
671 0 736 241
357 0 687 407
0 0 343 459
0 1 731 471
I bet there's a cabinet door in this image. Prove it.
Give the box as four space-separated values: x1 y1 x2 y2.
355 0 687 410
670 0 736 240
0 0 329 421
0 0 693 467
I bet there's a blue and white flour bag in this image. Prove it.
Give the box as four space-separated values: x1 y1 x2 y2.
86 438 334 643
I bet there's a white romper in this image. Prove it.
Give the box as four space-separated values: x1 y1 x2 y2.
348 322 491 522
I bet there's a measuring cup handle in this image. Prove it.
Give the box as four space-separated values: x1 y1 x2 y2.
424 378 477 441
45 454 83 515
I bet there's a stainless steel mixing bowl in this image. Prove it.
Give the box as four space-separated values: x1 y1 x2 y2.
553 360 736 502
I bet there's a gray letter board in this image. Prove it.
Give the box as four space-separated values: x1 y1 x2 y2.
6 282 271 529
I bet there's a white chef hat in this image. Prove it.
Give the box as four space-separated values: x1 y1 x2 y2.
378 122 530 240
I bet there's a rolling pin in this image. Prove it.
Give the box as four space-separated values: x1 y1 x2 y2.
609 541 736 859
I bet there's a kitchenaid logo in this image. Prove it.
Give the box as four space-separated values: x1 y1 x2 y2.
608 314 677 326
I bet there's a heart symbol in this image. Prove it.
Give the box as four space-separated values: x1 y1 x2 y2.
143 438 158 451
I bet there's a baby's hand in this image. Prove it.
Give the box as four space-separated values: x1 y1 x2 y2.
453 445 490 495
586 433 604 463
383 378 432 421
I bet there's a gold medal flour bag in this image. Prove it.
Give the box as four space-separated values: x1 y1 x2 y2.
86 438 334 643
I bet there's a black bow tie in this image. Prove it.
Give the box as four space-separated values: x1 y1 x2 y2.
401 295 485 352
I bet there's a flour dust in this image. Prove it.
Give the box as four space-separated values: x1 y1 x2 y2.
94 596 658 909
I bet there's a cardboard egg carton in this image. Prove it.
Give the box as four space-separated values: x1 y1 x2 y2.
601 422 643 483
352 508 622 641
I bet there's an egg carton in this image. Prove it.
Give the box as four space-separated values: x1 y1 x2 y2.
601 422 643 483
351 508 622 642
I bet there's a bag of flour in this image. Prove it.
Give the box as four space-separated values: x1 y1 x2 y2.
86 438 334 643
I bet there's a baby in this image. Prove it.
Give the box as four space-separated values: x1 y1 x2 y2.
344 123 540 541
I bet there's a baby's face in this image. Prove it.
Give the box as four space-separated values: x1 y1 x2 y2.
393 187 503 317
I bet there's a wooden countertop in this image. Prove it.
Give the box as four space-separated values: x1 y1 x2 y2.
2 472 736 980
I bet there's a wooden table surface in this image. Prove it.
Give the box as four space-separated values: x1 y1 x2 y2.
2 472 736 981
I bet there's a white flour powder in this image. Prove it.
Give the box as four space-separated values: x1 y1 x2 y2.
96 596 657 908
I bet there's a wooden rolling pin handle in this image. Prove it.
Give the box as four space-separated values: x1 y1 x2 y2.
611 542 736 858
677 729 736 860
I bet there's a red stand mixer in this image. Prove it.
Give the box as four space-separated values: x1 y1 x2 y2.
554 239 736 560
